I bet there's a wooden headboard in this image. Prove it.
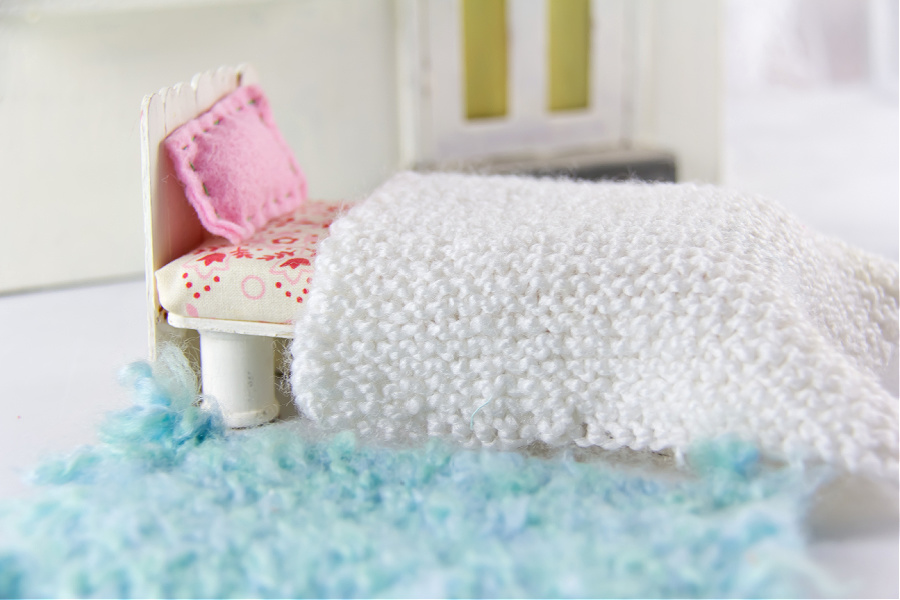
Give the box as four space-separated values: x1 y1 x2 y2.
140 64 259 359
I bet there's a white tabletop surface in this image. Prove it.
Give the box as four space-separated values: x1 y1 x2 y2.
1 85 897 598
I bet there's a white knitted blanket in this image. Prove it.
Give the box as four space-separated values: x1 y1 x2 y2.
291 172 899 477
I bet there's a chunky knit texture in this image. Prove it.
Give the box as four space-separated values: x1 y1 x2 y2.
291 172 899 477
0 347 828 598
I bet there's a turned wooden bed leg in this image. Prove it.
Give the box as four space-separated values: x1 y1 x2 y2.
198 330 280 428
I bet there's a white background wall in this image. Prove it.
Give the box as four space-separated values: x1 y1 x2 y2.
0 0 400 293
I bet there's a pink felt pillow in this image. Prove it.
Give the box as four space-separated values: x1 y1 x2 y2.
164 85 307 244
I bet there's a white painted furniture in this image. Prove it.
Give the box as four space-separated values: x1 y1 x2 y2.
141 64 290 428
397 0 629 166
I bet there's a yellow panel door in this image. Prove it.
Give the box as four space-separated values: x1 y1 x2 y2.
547 0 591 111
462 0 509 119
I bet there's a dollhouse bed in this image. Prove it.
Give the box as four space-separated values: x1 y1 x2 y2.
143 66 899 479
142 64 346 428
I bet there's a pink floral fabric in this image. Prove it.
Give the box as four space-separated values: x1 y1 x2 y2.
156 201 344 324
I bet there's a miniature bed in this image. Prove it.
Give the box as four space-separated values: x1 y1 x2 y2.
141 64 346 428
143 65 898 480
8 67 899 597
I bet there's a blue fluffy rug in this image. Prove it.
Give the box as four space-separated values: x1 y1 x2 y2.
0 347 829 598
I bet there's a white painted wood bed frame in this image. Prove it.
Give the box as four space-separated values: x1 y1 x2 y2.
141 64 290 428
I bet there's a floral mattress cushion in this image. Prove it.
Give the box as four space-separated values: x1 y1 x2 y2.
156 201 344 324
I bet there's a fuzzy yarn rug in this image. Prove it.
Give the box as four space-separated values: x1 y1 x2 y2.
0 347 830 598
291 172 898 477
